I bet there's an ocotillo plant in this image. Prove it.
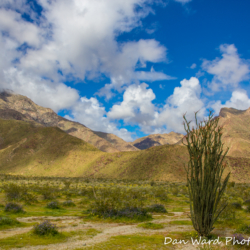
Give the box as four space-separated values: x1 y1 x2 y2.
182 111 230 237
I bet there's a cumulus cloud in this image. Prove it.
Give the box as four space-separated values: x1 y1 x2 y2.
108 83 156 123
157 77 205 133
2 68 79 112
210 89 250 115
202 44 250 92
108 77 206 134
0 0 171 139
67 97 133 141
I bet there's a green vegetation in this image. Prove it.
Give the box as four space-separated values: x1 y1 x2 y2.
0 174 249 249
183 111 230 237
138 222 165 229
33 220 59 235
0 119 249 182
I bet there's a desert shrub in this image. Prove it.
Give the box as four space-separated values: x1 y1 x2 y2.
231 234 246 245
115 207 150 220
237 224 250 234
62 200 76 207
228 181 235 188
62 179 72 189
153 187 168 201
38 186 58 200
22 192 38 204
244 199 250 205
146 204 167 213
231 202 242 209
171 187 179 196
0 216 20 226
89 186 151 219
138 222 164 229
246 205 250 213
218 204 236 221
1 183 22 201
46 201 60 209
4 202 24 213
33 220 58 236
150 180 156 186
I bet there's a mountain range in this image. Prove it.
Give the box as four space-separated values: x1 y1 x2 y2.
0 91 249 182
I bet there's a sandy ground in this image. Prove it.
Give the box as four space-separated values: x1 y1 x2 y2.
0 212 234 250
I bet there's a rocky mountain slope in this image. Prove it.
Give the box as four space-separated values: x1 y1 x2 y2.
0 116 249 182
1 118 248 182
218 107 250 158
0 91 138 153
132 132 184 150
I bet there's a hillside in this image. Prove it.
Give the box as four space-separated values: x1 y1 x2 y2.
0 119 104 176
132 132 184 150
218 107 250 158
0 118 249 182
0 91 139 153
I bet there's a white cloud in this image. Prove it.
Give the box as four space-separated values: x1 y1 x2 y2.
69 97 133 141
174 0 192 4
135 66 175 81
1 68 79 112
190 63 196 69
0 0 170 139
210 89 250 115
202 44 250 91
108 83 156 123
108 77 205 134
0 8 44 47
157 77 205 133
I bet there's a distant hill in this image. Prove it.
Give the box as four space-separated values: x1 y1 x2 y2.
0 91 139 153
218 107 250 158
0 119 104 176
132 132 184 150
0 118 249 182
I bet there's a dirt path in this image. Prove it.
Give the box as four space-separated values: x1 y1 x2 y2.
0 213 233 250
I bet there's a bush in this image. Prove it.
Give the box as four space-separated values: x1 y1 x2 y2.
0 216 20 226
46 201 60 209
116 207 150 220
2 183 24 201
246 205 250 213
231 202 242 209
4 203 24 213
62 200 76 207
33 220 58 236
153 187 168 201
39 186 58 200
231 234 246 245
244 199 250 205
138 222 164 229
237 224 250 234
171 187 179 196
146 204 167 213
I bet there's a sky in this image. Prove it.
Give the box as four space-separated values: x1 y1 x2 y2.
0 0 250 142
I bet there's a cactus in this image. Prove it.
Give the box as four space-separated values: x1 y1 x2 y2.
183 111 230 236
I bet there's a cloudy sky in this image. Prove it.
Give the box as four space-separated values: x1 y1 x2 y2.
0 0 250 141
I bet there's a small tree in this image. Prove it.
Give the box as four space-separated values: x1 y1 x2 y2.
183 111 230 237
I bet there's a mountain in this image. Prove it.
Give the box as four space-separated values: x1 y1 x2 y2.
218 107 250 158
0 118 104 176
132 132 184 150
176 107 250 158
0 117 249 182
0 91 139 153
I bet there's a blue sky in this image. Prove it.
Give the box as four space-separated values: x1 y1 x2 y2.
0 0 250 141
